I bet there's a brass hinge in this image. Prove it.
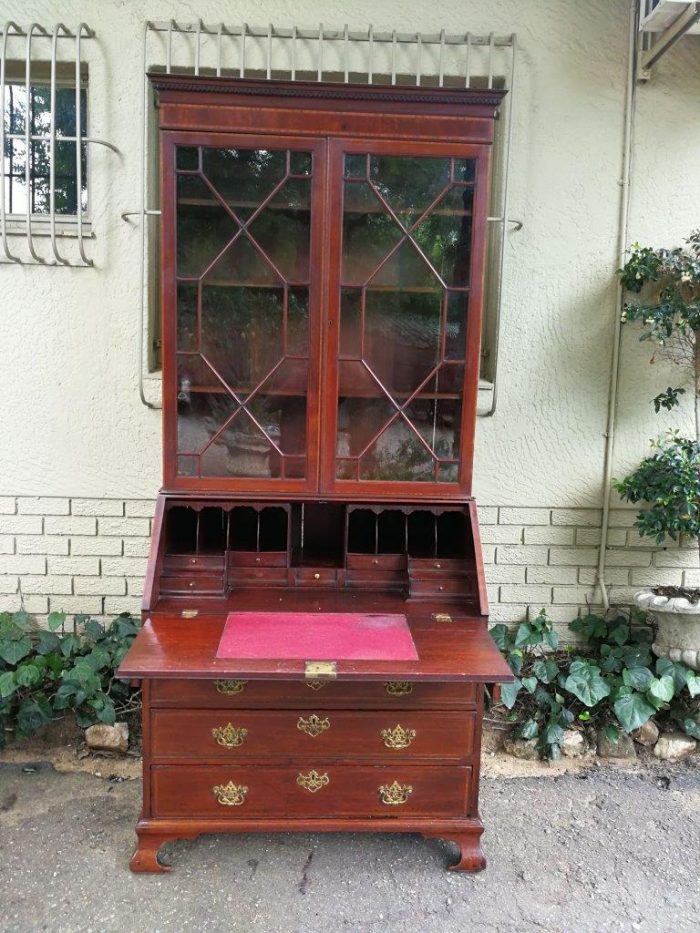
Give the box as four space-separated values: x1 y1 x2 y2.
432 612 453 623
304 660 337 681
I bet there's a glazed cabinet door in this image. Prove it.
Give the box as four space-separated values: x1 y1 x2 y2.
321 139 491 498
162 133 326 492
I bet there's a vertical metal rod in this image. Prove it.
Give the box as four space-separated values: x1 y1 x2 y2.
138 21 159 408
166 19 174 73
464 32 471 87
415 34 422 86
1 22 22 261
438 28 445 86
488 31 494 89
49 23 67 264
267 23 272 79
240 22 246 77
291 25 297 80
391 30 397 85
194 19 201 75
343 24 349 82
483 35 517 419
216 23 223 76
24 24 44 261
75 24 90 265
368 24 373 84
317 23 324 81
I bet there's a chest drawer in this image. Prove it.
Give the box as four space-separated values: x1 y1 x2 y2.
149 678 479 709
293 567 340 587
151 763 473 819
150 709 475 760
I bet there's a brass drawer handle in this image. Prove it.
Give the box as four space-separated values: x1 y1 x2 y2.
378 781 413 806
214 679 247 695
296 770 329 793
385 681 414 696
212 781 248 806
297 714 330 737
211 723 248 748
380 724 416 749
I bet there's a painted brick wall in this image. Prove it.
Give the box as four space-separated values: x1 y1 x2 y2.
0 498 697 630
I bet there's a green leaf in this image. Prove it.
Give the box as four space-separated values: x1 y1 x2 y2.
613 693 656 732
14 663 42 688
532 659 559 684
518 718 539 739
578 710 591 722
36 630 61 656
604 723 619 742
686 675 700 699
521 676 538 694
543 722 565 746
0 671 17 698
608 623 630 646
681 718 700 740
97 699 116 726
655 658 692 692
0 635 32 666
500 678 522 710
15 694 52 737
507 651 523 675
563 660 611 707
648 675 675 703
59 633 82 658
46 611 66 632
622 666 654 691
489 624 510 651
84 647 111 672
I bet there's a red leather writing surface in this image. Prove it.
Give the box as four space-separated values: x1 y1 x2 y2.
216 612 418 661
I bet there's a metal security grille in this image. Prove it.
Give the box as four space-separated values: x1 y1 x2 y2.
0 22 117 265
132 21 518 411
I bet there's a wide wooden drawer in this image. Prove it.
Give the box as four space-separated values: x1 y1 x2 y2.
150 709 475 760
149 678 479 709
151 763 472 819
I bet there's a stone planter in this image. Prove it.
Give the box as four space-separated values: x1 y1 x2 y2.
635 589 700 671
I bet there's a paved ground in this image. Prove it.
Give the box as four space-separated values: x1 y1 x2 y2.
1 757 699 933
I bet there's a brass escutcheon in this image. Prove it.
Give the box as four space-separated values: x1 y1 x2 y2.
380 724 416 749
385 681 414 696
306 680 326 691
212 781 248 806
214 679 247 695
296 770 329 793
297 714 330 737
211 723 248 748
378 780 413 806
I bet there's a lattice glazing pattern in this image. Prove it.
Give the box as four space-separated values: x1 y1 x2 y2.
174 146 312 479
336 153 475 483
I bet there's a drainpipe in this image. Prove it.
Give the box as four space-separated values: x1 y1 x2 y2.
596 0 639 611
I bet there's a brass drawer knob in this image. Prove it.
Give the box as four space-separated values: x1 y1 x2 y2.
211 723 248 748
313 572 321 580
385 681 414 696
297 714 330 737
214 679 247 695
212 781 248 806
296 770 329 793
380 724 416 749
378 781 413 806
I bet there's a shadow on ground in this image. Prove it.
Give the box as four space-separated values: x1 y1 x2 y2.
1 758 698 932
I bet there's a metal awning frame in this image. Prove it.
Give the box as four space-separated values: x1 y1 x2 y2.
637 1 700 79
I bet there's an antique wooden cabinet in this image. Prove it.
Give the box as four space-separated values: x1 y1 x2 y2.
118 74 512 873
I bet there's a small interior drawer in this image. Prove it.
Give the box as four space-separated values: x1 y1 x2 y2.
227 551 288 568
163 554 225 572
293 567 339 586
346 554 407 571
159 573 225 594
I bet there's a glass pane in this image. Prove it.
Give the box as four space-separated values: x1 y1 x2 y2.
174 145 312 481
336 152 474 485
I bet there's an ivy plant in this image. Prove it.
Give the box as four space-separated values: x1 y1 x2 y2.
491 609 700 760
0 611 141 749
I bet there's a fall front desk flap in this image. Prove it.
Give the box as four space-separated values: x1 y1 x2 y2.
216 612 418 661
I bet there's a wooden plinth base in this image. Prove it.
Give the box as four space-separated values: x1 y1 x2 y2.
129 818 486 874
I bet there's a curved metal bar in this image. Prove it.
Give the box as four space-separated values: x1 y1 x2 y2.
267 23 273 79
368 24 373 84
438 28 445 87
317 22 324 82
0 21 23 261
343 24 349 83
239 21 247 77
24 23 51 262
464 32 472 87
391 30 397 85
216 23 223 76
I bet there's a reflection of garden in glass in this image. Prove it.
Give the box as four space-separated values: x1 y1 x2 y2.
173 145 312 480
336 152 475 483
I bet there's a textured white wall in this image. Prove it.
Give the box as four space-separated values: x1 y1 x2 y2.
1 0 699 512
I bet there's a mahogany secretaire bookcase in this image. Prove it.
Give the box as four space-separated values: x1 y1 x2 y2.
118 74 512 873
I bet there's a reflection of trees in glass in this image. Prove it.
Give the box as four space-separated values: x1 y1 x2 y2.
2 84 87 214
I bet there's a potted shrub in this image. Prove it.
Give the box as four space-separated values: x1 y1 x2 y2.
615 232 700 670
